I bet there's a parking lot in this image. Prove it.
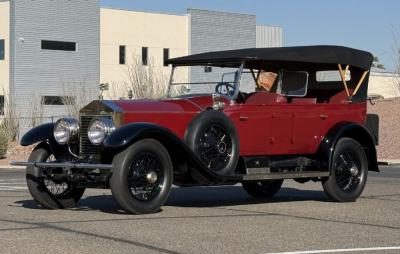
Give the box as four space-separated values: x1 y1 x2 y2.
0 166 399 254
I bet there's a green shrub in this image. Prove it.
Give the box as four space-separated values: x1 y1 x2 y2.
0 128 8 158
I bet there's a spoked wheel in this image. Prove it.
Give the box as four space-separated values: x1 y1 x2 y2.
322 138 368 202
26 143 85 209
128 152 165 201
242 180 283 198
185 110 239 175
199 123 233 171
110 139 173 214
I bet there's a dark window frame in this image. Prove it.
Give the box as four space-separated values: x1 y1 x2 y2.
0 39 4 60
41 96 75 106
119 45 126 65
0 95 4 115
163 48 169 66
41 40 76 52
142 47 148 66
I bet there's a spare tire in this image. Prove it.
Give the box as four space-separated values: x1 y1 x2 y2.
185 110 239 175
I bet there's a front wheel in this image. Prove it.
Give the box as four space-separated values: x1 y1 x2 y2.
322 138 368 202
26 143 85 209
110 139 173 214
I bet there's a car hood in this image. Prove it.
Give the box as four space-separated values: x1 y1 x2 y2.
79 95 225 115
110 95 218 113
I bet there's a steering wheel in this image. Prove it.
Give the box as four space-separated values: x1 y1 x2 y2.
215 82 236 97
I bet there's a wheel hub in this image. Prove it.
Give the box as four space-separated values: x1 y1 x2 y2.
146 171 158 184
350 166 359 177
217 142 227 153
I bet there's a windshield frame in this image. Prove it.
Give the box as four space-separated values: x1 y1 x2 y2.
166 62 245 100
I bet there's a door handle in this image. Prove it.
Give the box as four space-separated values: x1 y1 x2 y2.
240 116 248 121
320 114 328 120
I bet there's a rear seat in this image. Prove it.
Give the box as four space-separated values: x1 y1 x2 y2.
291 98 317 104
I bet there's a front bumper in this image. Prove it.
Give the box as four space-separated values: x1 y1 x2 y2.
10 161 113 170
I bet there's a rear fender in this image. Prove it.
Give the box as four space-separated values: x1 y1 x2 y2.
317 122 379 173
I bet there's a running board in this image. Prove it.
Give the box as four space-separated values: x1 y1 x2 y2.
237 171 330 181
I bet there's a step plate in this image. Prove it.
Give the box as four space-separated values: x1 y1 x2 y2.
240 171 330 181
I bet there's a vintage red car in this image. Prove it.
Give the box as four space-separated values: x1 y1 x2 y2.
13 46 379 214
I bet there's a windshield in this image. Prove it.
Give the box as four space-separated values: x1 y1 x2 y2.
167 65 243 99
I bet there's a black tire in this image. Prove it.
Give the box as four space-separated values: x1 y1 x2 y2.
110 139 173 214
242 180 283 198
322 138 368 202
185 110 239 175
26 143 85 209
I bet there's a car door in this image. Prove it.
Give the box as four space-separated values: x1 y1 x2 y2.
237 92 291 156
290 99 323 154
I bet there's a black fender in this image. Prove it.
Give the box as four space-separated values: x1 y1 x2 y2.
20 123 55 146
20 123 69 159
103 122 238 184
317 122 379 173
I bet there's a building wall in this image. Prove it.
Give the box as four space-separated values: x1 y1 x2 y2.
188 9 256 93
256 25 282 48
10 0 100 135
0 0 9 102
100 8 189 99
369 72 400 99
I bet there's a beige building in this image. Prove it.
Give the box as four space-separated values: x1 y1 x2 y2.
0 1 9 113
368 69 400 99
100 8 189 99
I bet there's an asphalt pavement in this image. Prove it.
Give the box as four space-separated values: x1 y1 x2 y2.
0 166 399 254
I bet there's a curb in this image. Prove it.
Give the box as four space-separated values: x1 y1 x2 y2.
0 165 25 170
378 160 400 166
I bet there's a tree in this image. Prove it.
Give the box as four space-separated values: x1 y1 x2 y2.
123 55 169 99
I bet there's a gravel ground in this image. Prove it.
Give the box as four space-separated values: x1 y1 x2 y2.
368 99 400 159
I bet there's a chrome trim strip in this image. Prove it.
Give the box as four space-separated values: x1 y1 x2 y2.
10 161 113 170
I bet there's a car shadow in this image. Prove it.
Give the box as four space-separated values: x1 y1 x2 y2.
14 186 330 214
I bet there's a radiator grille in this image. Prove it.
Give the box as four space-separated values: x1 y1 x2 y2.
79 114 112 159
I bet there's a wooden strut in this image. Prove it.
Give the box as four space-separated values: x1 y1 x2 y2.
338 64 369 99
352 70 369 96
338 64 350 97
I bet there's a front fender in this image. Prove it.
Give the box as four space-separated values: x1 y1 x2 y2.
103 123 238 184
20 123 55 146
318 122 379 172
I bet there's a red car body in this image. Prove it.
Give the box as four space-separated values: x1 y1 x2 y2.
113 91 366 157
14 46 380 214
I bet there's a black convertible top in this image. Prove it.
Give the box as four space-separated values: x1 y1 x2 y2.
167 45 373 70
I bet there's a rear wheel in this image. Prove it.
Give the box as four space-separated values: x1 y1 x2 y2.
242 180 283 198
110 139 173 214
26 143 85 209
322 138 368 202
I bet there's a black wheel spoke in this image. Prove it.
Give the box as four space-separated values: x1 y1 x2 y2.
334 149 362 193
198 123 232 171
128 152 164 201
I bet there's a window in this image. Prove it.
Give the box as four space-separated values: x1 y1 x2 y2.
316 70 351 82
163 48 169 66
41 96 75 106
41 40 76 51
204 66 212 73
0 39 4 60
119 45 126 65
0 95 4 115
142 47 148 66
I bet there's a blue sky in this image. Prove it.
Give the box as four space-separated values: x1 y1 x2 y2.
101 0 400 71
